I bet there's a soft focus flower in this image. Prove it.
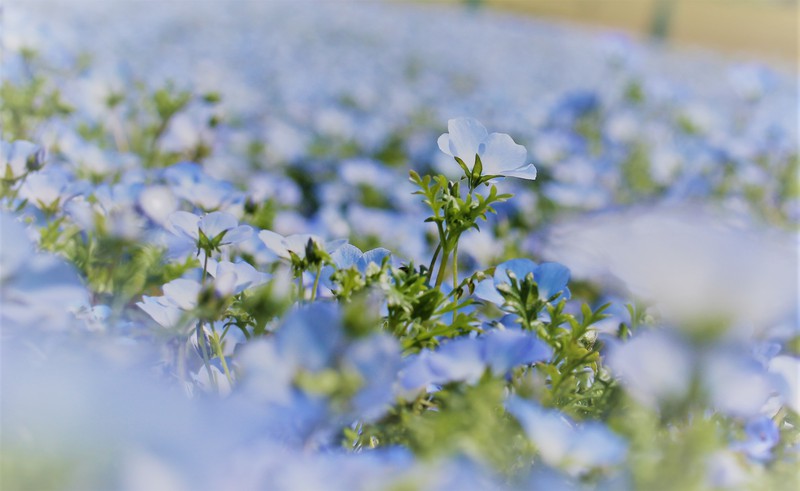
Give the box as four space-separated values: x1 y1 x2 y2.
506 396 627 474
1 140 45 180
606 330 693 409
734 416 780 461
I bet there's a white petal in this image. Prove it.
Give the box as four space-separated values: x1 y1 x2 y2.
163 278 202 311
446 118 487 162
199 211 238 238
220 225 252 245
167 211 200 240
480 132 528 175
258 230 290 259
500 163 538 180
437 133 454 157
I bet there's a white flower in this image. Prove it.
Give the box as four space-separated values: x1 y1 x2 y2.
437 118 537 180
258 230 345 262
167 210 252 248
1 140 45 180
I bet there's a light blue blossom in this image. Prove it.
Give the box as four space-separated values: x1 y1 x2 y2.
258 229 346 262
168 210 253 249
398 328 551 396
18 167 78 211
734 416 780 462
474 258 571 305
506 396 627 474
437 117 537 180
1 140 45 180
606 330 693 409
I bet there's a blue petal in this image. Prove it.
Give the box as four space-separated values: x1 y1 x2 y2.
357 247 392 274
534 262 571 301
473 278 504 306
493 258 538 286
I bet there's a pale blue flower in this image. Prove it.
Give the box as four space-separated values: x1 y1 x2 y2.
168 210 253 247
507 396 627 474
437 118 537 180
735 416 779 461
258 229 346 262
398 329 551 396
474 258 571 305
606 330 693 409
1 140 45 180
163 162 241 212
206 259 271 296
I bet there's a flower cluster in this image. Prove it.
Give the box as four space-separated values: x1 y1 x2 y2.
1 2 797 491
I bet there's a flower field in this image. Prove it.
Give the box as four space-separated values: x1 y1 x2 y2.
1 1 798 490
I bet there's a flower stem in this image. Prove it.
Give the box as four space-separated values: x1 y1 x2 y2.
435 246 450 288
310 265 322 302
209 325 233 387
426 243 442 283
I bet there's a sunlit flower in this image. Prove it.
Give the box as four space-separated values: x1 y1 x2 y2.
474 258 571 305
437 117 537 180
168 210 253 250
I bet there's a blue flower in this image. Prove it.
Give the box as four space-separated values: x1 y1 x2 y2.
474 258 571 305
320 243 392 289
1 140 45 180
735 416 780 461
506 396 627 474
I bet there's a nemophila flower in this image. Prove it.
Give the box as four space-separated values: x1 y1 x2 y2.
474 258 571 306
206 259 270 296
543 205 797 331
136 278 200 329
1 213 89 332
606 330 693 409
769 355 800 413
320 244 392 289
734 416 780 462
138 185 179 225
1 139 46 180
163 162 242 212
18 167 79 212
506 396 627 474
258 229 346 264
343 333 402 422
398 329 551 396
168 210 253 252
702 350 777 418
437 117 537 180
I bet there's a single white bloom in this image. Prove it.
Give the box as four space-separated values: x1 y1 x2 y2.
437 117 537 180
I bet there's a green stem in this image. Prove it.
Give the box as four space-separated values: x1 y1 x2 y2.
201 251 209 286
426 243 442 283
434 246 450 288
451 241 459 292
196 321 218 392
209 326 234 386
310 265 322 302
296 271 306 301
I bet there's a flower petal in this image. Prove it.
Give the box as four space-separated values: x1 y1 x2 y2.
493 258 538 286
444 117 488 163
199 211 238 239
167 211 200 240
259 230 290 259
480 132 527 176
534 262 571 301
499 163 537 180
